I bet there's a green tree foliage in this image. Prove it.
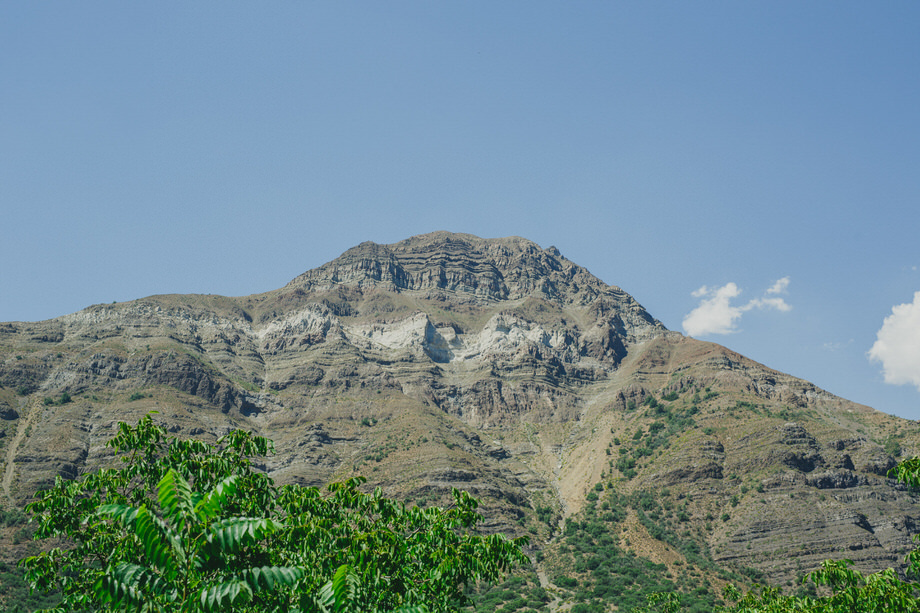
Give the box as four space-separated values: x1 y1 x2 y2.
20 414 527 612
94 469 303 612
718 560 919 612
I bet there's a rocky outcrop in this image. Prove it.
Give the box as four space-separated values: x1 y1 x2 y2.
728 422 825 474
428 378 583 427
652 439 725 485
806 469 869 489
288 232 662 341
0 355 54 394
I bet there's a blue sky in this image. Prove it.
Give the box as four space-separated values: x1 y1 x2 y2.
2 3 919 420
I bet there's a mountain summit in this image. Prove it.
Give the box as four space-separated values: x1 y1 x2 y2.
280 231 664 370
1 232 917 604
290 232 655 311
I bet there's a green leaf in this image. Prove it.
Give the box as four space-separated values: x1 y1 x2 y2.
199 579 253 612
193 474 239 521
93 562 150 611
242 565 305 592
206 517 280 555
135 506 185 574
157 469 194 524
96 502 142 526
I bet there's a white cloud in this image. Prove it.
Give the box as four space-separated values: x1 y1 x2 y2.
748 296 792 312
683 283 744 336
682 278 792 337
868 291 920 391
823 339 854 352
766 276 790 295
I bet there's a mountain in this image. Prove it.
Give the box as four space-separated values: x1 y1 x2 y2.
1 231 918 610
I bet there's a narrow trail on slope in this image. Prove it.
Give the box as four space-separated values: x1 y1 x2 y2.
2 399 39 505
536 567 566 612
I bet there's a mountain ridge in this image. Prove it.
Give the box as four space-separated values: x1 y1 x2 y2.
1 231 918 609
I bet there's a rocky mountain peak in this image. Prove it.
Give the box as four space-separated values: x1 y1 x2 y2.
284 231 628 307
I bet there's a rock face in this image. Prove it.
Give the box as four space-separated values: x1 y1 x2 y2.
0 231 918 590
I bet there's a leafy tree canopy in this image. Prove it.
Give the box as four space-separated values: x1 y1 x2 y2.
20 414 527 612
